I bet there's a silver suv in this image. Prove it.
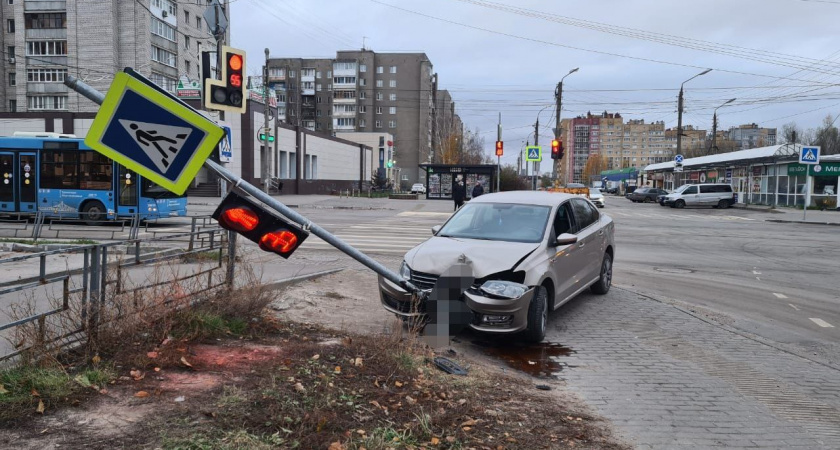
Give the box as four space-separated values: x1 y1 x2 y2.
664 183 734 209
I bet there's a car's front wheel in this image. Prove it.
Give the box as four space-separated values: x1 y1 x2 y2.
675 200 686 209
522 286 547 343
590 253 613 295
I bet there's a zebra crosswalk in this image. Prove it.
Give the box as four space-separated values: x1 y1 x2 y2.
302 211 452 255
608 211 756 221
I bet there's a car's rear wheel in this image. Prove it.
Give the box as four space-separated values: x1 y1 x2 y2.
717 199 729 209
675 200 686 209
643 197 651 203
522 286 547 343
590 253 613 295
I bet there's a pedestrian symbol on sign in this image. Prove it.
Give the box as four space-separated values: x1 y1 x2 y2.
119 120 192 171
802 149 817 162
799 146 820 165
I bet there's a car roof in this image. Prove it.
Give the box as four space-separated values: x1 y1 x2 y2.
468 190 574 206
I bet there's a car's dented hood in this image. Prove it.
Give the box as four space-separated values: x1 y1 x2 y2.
404 236 540 279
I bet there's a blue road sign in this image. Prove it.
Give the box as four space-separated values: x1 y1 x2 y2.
526 145 542 162
799 146 820 165
675 154 684 164
86 72 225 195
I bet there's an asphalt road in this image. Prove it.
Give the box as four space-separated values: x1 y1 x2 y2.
606 197 840 366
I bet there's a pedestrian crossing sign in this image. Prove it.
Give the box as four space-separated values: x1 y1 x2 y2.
85 71 226 195
799 146 820 165
526 145 542 162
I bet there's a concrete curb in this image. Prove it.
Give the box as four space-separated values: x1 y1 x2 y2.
730 205 786 214
262 268 345 291
765 219 840 226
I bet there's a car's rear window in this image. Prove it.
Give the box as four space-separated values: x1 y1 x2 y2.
438 203 551 243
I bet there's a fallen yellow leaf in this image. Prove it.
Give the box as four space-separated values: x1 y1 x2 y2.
180 357 193 368
36 399 45 414
92 355 101 364
0 385 8 395
395 381 403 387
30 389 40 397
431 437 441 445
334 366 342 374
134 391 150 398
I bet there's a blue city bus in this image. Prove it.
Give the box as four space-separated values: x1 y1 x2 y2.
0 134 187 224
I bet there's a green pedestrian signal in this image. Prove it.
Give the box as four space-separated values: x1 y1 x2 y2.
386 160 394 168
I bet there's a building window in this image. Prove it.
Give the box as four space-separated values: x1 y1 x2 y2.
389 106 396 114
327 70 331 77
9 100 16 112
359 64 367 73
359 105 366 113
184 60 190 76
150 17 175 41
376 106 382 114
27 95 66 110
376 92 383 101
7 46 14 60
149 72 177 92
316 84 321 91
317 110 321 117
360 91 366 99
317 96 322 103
375 80 383 87
333 76 356 84
151 45 176 66
389 120 396 128
359 119 366 128
184 36 190 50
360 79 366 86
375 120 382 128
7 19 14 33
196 16 201 29
336 118 355 127
289 70 296 78
389 93 396 101
389 80 396 88
389 66 397 73
302 68 315 77
152 0 176 15
316 71 322 78
26 40 67 56
8 72 14 86
376 66 383 74
184 10 189 23
25 13 66 29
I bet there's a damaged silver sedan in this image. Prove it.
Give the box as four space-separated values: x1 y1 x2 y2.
379 191 615 342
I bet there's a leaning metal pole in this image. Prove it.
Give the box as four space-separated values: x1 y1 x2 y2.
64 75 417 293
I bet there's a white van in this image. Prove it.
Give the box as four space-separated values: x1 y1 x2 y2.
664 183 734 209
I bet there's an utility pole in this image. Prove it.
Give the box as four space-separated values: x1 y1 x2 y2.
676 86 684 159
262 48 271 194
711 111 717 156
431 73 438 164
555 81 562 180
497 112 501 193
534 119 539 190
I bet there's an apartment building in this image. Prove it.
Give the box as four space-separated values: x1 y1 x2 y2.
433 88 463 160
266 49 436 185
727 123 777 150
561 112 693 183
0 0 228 113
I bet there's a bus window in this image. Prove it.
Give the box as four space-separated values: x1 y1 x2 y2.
0 154 12 202
142 178 181 199
118 165 137 206
40 150 78 189
80 151 112 190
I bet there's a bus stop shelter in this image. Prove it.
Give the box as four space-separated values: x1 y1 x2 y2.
420 164 497 200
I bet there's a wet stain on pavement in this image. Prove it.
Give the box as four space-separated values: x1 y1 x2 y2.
472 341 575 379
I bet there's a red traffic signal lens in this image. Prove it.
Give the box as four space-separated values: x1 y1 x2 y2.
228 54 243 71
219 207 259 232
259 230 299 254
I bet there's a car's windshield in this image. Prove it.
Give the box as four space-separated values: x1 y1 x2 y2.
437 202 551 243
674 184 690 193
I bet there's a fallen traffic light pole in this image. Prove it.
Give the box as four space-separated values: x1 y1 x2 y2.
64 75 419 295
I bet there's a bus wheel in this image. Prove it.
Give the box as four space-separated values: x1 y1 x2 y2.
81 201 106 225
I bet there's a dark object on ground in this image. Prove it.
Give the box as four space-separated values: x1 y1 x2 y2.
434 356 468 375
536 384 552 391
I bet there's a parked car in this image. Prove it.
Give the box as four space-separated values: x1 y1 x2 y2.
663 183 734 209
658 192 669 206
589 188 606 208
627 187 669 203
410 183 427 194
378 191 615 342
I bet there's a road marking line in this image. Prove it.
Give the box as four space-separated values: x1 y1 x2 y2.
789 304 801 311
773 293 788 299
756 277 761 281
809 318 835 328
753 270 762 275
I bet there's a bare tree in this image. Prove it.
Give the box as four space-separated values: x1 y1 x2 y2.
813 115 840 155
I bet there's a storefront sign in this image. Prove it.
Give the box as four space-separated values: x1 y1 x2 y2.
707 170 718 179
690 172 700 181
810 162 840 176
752 166 763 176
787 164 808 176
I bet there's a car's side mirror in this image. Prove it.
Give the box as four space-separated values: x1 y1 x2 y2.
554 233 578 246
431 225 441 235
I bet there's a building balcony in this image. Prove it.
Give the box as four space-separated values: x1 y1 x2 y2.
24 1 66 12
333 96 356 104
25 29 67 40
26 82 68 95
267 74 286 82
333 82 356 89
301 88 315 96
302 75 315 83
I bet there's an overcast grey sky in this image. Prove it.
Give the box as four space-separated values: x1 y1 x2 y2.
230 0 840 164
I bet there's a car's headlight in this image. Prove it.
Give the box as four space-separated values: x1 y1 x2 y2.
480 280 528 299
399 261 411 280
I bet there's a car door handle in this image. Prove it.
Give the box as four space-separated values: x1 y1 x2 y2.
578 242 585 248
598 230 604 236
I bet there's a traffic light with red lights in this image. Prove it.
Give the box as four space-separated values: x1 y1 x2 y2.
495 140 503 157
551 139 564 160
204 46 247 114
213 191 308 258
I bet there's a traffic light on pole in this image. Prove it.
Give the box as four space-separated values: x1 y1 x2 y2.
551 139 564 160
495 140 503 157
213 191 308 259
204 46 247 114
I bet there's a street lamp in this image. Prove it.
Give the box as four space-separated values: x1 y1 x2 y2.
555 67 579 182
710 98 736 155
676 68 712 158
533 105 554 190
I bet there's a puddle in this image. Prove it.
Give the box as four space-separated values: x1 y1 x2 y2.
472 341 575 379
654 267 694 274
